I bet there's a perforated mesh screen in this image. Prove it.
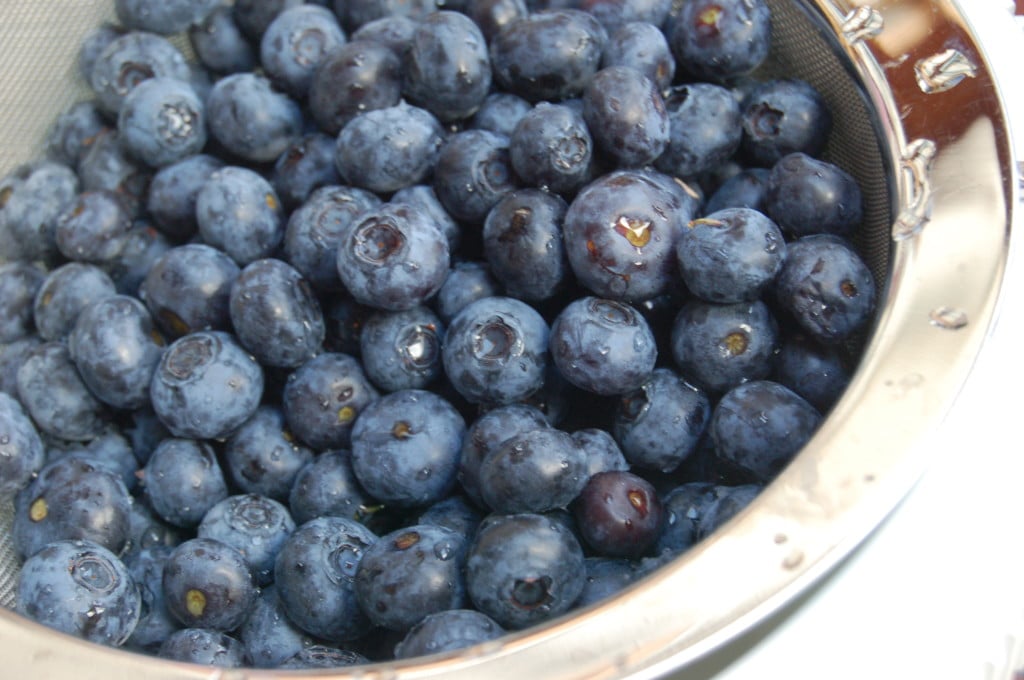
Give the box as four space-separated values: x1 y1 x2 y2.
0 0 893 611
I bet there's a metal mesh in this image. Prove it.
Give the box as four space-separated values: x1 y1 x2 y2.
0 0 893 615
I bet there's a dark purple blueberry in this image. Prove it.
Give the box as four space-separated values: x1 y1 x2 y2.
336 202 450 312
0 392 45 500
656 82 742 178
77 129 151 218
237 586 318 668
509 103 593 196
124 545 182 652
139 243 240 339
272 133 341 211
360 306 445 392
600 21 675 91
117 77 207 168
335 102 445 194
283 185 382 292
582 66 669 168
146 154 224 242
416 494 485 537
33 263 117 342
16 341 109 441
470 92 533 138
434 261 502 325
711 380 821 483
765 152 863 238
196 166 286 266
483 189 569 302
55 190 133 265
232 0 305 40
17 539 140 646
282 352 380 451
394 608 505 659
162 537 258 632
205 72 304 163
229 258 325 368
197 494 297 586
354 524 468 631
273 516 378 642
89 32 191 115
260 5 347 98
576 556 640 607
669 0 771 82
441 296 550 407
223 405 312 500
563 169 695 302
478 427 588 513
0 262 45 343
308 39 403 136
2 161 80 263
158 628 248 667
433 129 518 225
489 10 607 103
549 297 657 396
142 438 229 529
670 299 779 394
68 294 165 410
13 457 131 559
458 403 550 508
704 166 771 214
149 331 264 440
740 78 832 167
44 100 106 169
288 449 373 525
573 470 663 558
350 389 466 507
772 332 852 413
773 234 876 344
350 15 419 55
189 6 258 74
695 483 762 539
465 513 585 629
114 0 221 35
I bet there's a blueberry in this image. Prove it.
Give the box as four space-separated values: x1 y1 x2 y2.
441 296 549 407
354 524 468 631
0 262 45 343
44 100 107 169
272 133 341 211
13 457 131 559
656 83 743 178
740 78 832 167
237 586 317 669
469 0 530 41
46 431 141 494
163 537 257 631
654 481 720 555
334 102 445 194
694 483 762 539
573 470 664 558
54 190 134 265
563 169 696 302
196 166 286 266
189 6 258 74
260 5 347 97
772 332 851 412
77 129 151 219
336 201 450 312
229 258 324 368
1 161 80 263
117 77 207 168
433 129 518 225
89 32 191 115
576 556 640 607
288 449 373 525
571 427 629 478
341 0 443 29
478 426 588 513
232 0 305 40
125 495 184 554
283 185 381 292
16 341 109 441
764 152 863 238
146 154 225 242
394 608 505 659
282 352 380 451
458 403 550 508
142 438 229 529
223 406 315 501
278 646 369 669
465 513 585 629
483 189 569 302
711 380 821 483
434 261 502 325
197 494 297 586
124 546 182 652
17 539 140 646
350 15 419 55
308 40 402 136
158 628 249 667
670 299 779 394
205 72 304 163
582 65 669 168
0 392 45 500
704 167 771 214
600 21 675 91
490 10 607 103
360 306 445 392
273 516 378 642
100 222 175 297
549 297 657 396
669 0 771 82
140 243 240 339
391 184 462 253
773 234 876 344
508 103 592 196
578 0 673 33
149 331 264 440
0 336 42 397
402 12 491 122
350 389 466 508
34 263 120 339
78 22 129 83
114 0 221 35
470 92 533 138
416 494 485 537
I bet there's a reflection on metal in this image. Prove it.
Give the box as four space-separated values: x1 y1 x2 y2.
929 306 969 330
914 48 978 94
841 6 885 44
892 139 938 241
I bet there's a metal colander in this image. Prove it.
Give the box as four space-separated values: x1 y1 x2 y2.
0 0 1018 678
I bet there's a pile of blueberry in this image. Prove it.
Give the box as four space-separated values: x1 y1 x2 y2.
0 0 878 670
